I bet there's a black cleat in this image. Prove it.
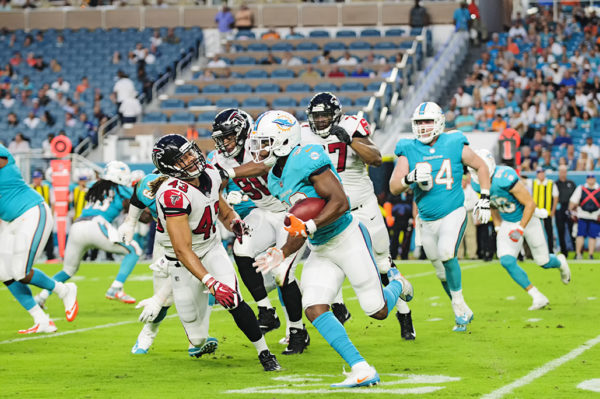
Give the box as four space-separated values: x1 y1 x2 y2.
257 307 281 334
282 326 310 355
397 311 416 340
331 303 352 325
258 350 282 371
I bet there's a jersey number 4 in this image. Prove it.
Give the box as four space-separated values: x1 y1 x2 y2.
415 159 453 191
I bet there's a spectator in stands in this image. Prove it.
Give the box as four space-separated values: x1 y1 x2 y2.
317 50 331 65
119 95 142 124
64 112 77 128
581 137 599 171
364 53 385 66
286 26 303 40
0 0 11 10
52 76 70 93
455 107 476 132
281 51 302 67
538 149 557 171
560 70 577 88
150 29 162 48
207 54 227 68
113 70 136 108
198 69 215 82
164 28 180 44
19 75 33 93
337 51 358 66
215 6 235 43
379 64 393 79
564 144 578 171
454 86 473 108
42 133 54 157
262 29 280 40
569 174 600 260
235 4 254 31
555 165 576 257
76 76 90 94
351 67 371 78
23 111 40 129
508 21 527 39
9 51 21 66
133 42 146 61
299 66 320 80
260 53 277 65
48 58 61 73
55 34 64 48
2 91 14 108
7 111 18 127
409 0 430 28
8 132 30 154
328 66 345 78
453 2 470 32
553 125 572 148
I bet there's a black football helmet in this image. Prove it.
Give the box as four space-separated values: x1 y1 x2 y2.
306 92 343 138
152 134 206 179
211 108 254 158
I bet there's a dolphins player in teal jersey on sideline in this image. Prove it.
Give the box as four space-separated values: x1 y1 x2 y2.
389 102 491 332
469 149 571 310
0 143 78 334
250 110 414 388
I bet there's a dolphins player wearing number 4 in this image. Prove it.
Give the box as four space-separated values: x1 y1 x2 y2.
390 102 491 332
469 149 571 311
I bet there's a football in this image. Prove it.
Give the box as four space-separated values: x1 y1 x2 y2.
284 197 326 225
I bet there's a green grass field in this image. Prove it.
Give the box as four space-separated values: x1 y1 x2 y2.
1 259 599 398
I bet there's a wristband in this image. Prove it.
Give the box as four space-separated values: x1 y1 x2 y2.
494 226 500 233
480 189 490 197
201 273 214 286
225 167 235 179
305 219 317 235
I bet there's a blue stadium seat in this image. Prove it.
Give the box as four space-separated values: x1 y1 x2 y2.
314 82 338 92
242 98 268 108
354 96 372 107
410 27 423 36
271 97 298 108
286 83 311 93
175 84 200 94
270 69 295 79
247 43 269 52
198 128 212 138
229 83 253 93
309 30 330 38
271 42 294 52
324 42 347 51
337 96 353 107
160 99 185 109
360 29 381 37
216 98 240 108
340 82 365 92
385 28 405 37
188 98 212 107
170 112 196 123
336 30 357 38
197 111 219 122
367 81 383 92
236 31 256 40
349 41 371 50
296 42 320 51
233 56 257 65
245 69 269 79
374 42 397 50
255 83 280 93
203 84 227 94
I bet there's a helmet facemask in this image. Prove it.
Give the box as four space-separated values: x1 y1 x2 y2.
173 141 206 179
307 92 342 138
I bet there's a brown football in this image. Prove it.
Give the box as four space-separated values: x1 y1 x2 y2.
284 197 326 225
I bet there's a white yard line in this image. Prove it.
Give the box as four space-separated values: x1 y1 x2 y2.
0 261 491 345
481 333 600 399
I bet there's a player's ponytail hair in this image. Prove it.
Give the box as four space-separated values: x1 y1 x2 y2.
85 179 120 204
148 175 169 197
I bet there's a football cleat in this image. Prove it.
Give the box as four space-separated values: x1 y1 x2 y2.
331 365 380 388
282 326 310 355
387 268 414 302
106 287 136 304
452 301 474 332
557 254 571 284
61 282 79 322
188 337 219 358
528 294 550 311
18 320 57 334
131 324 159 354
396 311 416 340
258 350 282 371
34 292 47 310
257 306 280 334
331 303 352 325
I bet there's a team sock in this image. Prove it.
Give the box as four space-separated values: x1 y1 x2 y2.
29 268 57 291
279 280 303 323
229 301 263 343
5 280 36 310
115 247 139 283
442 258 462 291
153 306 170 324
235 255 269 303
541 255 561 269
52 270 72 283
383 281 403 315
440 280 452 299
312 311 364 367
500 255 531 289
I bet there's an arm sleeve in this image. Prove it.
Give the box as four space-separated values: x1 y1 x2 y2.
130 185 147 210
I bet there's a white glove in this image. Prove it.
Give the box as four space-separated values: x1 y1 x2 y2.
226 191 249 205
253 247 285 274
534 208 549 219
117 220 136 245
136 296 162 323
473 192 491 224
404 164 431 186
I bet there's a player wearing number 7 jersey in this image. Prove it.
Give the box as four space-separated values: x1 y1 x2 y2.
301 92 415 340
390 101 491 332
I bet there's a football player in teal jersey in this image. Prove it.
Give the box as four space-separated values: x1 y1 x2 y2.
36 161 140 307
469 149 571 310
390 102 492 332
0 143 78 334
250 110 414 388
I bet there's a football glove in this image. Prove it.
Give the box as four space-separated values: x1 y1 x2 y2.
136 296 162 323
508 226 524 242
254 247 285 274
473 193 491 224
534 208 549 219
226 191 249 205
117 220 136 245
403 164 431 186
284 214 317 237
202 274 239 310
230 218 250 244
330 125 352 145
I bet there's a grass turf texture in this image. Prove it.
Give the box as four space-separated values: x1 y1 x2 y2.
1 260 598 398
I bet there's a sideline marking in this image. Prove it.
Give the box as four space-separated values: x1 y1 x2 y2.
481 333 600 399
577 379 600 393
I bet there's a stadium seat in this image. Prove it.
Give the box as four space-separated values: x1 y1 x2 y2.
336 30 357 38
247 43 269 52
198 128 212 138
337 96 354 108
374 41 398 50
170 112 196 123
360 29 381 37
324 42 347 51
271 97 298 108
385 29 405 37
314 82 338 92
242 98 268 108
236 31 256 40
296 42 320 51
255 83 280 93
229 83 253 93
160 99 185 109
203 84 227 94
245 69 269 79
216 98 240 108
233 56 257 65
188 98 212 107
410 27 423 36
286 83 311 93
270 69 295 79
197 111 219 123
340 82 365 92
367 81 383 92
142 112 169 123
309 30 330 38
349 41 371 50
271 42 294 52
175 84 200 94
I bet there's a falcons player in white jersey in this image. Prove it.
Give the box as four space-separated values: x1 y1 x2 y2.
150 133 281 371
302 92 415 340
210 108 309 355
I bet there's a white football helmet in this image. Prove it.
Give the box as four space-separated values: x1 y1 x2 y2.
130 169 145 186
103 161 131 186
411 102 445 144
248 110 300 164
469 148 496 184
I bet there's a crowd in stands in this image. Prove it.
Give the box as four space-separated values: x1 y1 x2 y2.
444 5 600 173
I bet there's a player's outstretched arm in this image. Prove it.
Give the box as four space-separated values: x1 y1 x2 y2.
510 181 536 229
349 136 382 167
219 161 271 179
389 155 411 195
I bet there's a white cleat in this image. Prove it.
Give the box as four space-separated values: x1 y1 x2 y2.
18 319 57 334
331 365 380 388
61 283 79 322
452 301 474 332
557 254 571 284
131 324 158 354
528 294 550 311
